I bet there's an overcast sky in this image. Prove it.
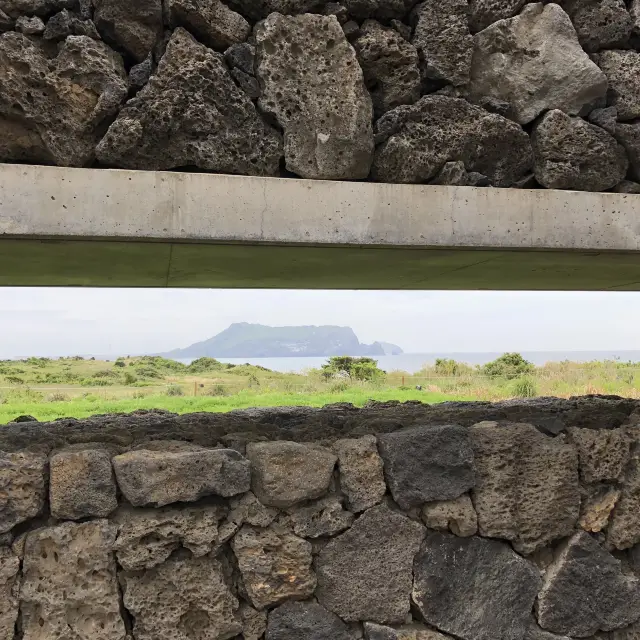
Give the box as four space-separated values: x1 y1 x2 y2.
2 288 640 358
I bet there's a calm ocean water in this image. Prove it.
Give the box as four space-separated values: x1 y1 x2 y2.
177 351 640 374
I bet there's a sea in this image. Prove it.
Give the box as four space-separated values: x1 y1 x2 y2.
176 351 640 374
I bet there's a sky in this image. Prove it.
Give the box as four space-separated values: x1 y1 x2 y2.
2 288 640 358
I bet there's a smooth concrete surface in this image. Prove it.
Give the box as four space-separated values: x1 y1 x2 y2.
1 163 640 289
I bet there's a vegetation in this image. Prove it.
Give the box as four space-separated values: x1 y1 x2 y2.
1 352 640 424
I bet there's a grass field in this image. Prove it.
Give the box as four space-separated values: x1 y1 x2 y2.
1 353 640 423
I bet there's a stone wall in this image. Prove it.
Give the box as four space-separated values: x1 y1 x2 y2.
1 0 640 192
1 396 640 639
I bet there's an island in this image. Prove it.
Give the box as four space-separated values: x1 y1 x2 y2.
161 323 403 358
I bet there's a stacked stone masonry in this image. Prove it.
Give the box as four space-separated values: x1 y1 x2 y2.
4 396 640 638
2 0 640 192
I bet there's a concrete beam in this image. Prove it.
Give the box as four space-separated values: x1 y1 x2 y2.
1 163 640 289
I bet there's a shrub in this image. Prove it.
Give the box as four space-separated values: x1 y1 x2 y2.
132 390 148 399
248 373 260 388
329 381 350 393
5 376 24 385
482 353 535 380
114 359 126 368
188 357 224 373
512 376 538 398
92 370 119 379
204 384 227 397
166 384 184 396
321 356 384 382
434 358 471 376
124 372 138 385
133 366 163 379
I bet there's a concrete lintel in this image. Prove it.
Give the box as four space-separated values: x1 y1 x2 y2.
1 163 640 289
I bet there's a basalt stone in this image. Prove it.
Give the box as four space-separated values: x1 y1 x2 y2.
0 33 127 166
364 624 454 640
588 106 618 134
255 13 374 179
353 20 420 117
468 3 608 124
422 494 478 537
411 0 473 86
165 0 250 51
0 0 73 17
0 548 19 640
112 444 250 507
324 2 348 23
471 421 580 554
614 121 640 181
112 503 227 570
608 458 640 549
128 54 153 91
15 15 45 33
568 426 630 482
372 96 533 186
561 0 633 51
121 551 242 640
266 601 352 640
20 520 126 640
224 41 255 75
226 0 323 21
241 603 267 640
50 448 117 520
0 9 12 31
287 496 354 538
0 451 47 534
579 485 619 533
96 28 283 174
614 180 640 193
532 110 629 191
93 0 161 61
316 504 424 624
597 50 640 121
231 67 260 99
232 524 316 610
335 435 386 513
413 532 542 640
378 424 475 509
246 440 336 508
468 0 527 32
43 9 100 39
342 0 420 21
537 532 640 636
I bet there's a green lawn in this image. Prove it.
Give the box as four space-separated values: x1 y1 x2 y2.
0 388 462 424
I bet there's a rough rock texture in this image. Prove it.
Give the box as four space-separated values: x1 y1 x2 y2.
413 532 542 640
579 485 619 532
240 603 267 640
537 532 640 636
614 122 640 181
112 445 250 506
597 50 640 121
468 3 608 124
93 0 162 61
471 421 580 554
316 504 424 624
49 448 117 520
421 494 478 537
231 524 316 609
568 426 630 482
341 0 419 21
43 9 100 40
246 441 336 508
335 435 386 513
532 110 628 191
121 551 242 640
353 20 420 117
20 520 126 640
562 0 633 52
378 424 475 509
15 14 44 33
266 601 352 640
165 0 250 51
411 0 473 86
255 13 374 180
365 624 454 640
0 548 19 640
112 503 227 570
614 180 640 193
373 95 533 186
0 32 127 166
608 458 640 549
287 496 354 538
0 451 47 534
468 0 527 32
96 28 282 174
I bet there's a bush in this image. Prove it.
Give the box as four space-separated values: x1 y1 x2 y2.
204 384 227 397
92 370 119 379
114 359 126 368
329 381 350 393
166 384 184 397
434 358 471 376
482 353 535 380
124 372 138 385
47 392 70 402
133 366 163 379
188 357 224 373
321 356 384 382
512 376 538 398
